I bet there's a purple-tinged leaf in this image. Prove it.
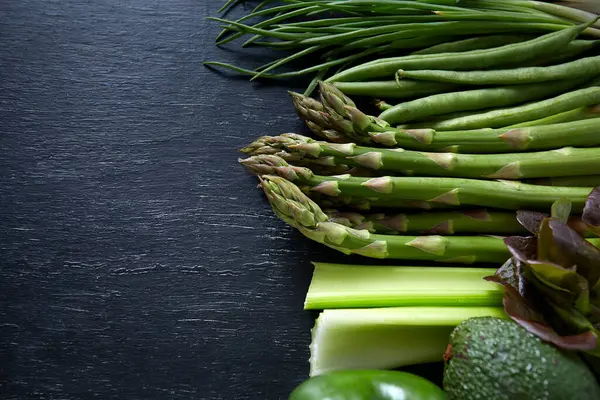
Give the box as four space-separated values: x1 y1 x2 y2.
583 187 600 236
551 198 572 224
547 218 600 286
494 258 526 295
504 236 537 263
485 274 598 351
516 210 547 235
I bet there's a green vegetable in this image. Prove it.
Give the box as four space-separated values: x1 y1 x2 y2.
324 209 528 235
486 189 600 354
444 317 600 400
505 103 600 128
526 175 600 187
411 34 532 55
405 86 600 130
242 132 600 179
241 155 594 212
331 80 461 100
309 306 506 376
289 370 446 400
326 22 587 82
305 81 600 152
248 173 600 261
377 79 588 125
398 54 600 85
305 262 502 310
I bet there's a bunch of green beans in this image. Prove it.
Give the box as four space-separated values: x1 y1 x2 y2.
208 1 600 94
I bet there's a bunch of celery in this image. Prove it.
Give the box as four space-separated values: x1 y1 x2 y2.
305 262 506 376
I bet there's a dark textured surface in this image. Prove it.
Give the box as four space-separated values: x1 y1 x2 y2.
0 1 345 399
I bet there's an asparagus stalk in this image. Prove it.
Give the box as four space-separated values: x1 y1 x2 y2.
242 133 600 179
292 83 600 153
257 174 515 263
241 155 593 212
305 263 503 310
288 91 350 144
326 208 595 237
325 209 527 235
525 175 600 187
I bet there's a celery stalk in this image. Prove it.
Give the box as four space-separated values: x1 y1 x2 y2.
305 262 504 310
309 306 507 376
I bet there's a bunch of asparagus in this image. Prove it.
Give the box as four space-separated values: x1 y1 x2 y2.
238 20 600 264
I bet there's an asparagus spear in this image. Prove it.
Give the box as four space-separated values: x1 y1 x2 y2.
288 91 350 143
259 174 513 263
302 82 600 153
325 209 527 235
325 209 594 237
241 133 600 179
525 175 600 187
240 154 593 211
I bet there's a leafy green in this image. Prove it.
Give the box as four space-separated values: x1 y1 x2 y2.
486 187 600 354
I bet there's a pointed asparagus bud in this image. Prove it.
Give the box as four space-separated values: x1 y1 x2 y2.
345 105 376 132
312 180 341 196
370 132 398 146
291 142 323 158
318 81 356 110
324 142 356 156
362 177 394 194
406 235 449 256
463 209 492 221
348 152 383 170
499 128 532 149
379 214 408 232
317 221 350 245
405 129 435 145
325 210 365 227
353 240 389 258
424 152 456 170
429 189 461 206
356 221 376 232
486 161 522 179
239 155 314 182
425 220 454 235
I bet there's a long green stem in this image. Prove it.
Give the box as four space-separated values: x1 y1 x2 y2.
243 155 594 212
252 174 600 261
324 209 527 235
310 81 600 153
305 263 503 310
242 133 600 179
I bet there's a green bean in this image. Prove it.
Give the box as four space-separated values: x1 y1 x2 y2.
433 10 573 25
411 35 533 55
506 104 600 128
330 21 564 54
378 78 588 125
326 21 591 82
399 55 600 85
331 80 461 99
409 87 600 130
529 39 600 66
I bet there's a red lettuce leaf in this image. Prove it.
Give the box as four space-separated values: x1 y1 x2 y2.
516 210 547 235
545 218 600 286
551 198 572 224
485 273 598 351
583 187 600 236
504 236 537 263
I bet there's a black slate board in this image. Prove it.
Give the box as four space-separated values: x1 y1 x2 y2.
0 1 442 399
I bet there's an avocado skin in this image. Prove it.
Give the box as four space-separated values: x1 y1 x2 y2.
443 317 600 400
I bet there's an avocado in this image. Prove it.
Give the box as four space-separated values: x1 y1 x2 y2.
443 317 600 400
